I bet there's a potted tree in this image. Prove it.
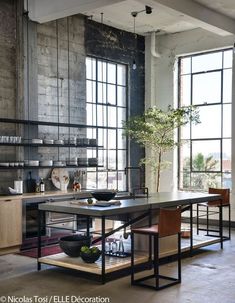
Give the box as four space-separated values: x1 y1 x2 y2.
123 105 200 192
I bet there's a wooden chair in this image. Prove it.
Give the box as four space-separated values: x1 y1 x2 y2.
131 208 181 290
196 188 231 248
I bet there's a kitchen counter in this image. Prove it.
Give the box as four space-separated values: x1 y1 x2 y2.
0 190 91 201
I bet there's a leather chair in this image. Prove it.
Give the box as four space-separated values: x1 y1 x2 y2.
196 188 231 248
131 208 181 290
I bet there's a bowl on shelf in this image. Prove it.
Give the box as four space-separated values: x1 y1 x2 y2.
80 246 101 263
59 235 91 257
91 190 117 201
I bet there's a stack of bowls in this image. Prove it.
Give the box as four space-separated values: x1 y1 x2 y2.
78 158 88 166
66 158 77 166
88 158 98 166
40 160 53 167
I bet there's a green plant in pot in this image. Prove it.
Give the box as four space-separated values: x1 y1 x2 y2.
123 105 200 192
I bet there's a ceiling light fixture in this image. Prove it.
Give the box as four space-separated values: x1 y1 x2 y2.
131 6 153 70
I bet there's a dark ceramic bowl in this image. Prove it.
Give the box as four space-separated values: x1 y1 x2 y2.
91 190 117 201
80 250 102 263
59 235 91 257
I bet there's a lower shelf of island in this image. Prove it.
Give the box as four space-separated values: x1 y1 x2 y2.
38 235 221 275
38 251 148 275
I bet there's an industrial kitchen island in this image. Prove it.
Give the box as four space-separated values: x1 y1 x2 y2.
37 192 223 284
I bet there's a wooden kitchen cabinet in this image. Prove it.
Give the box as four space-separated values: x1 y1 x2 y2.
0 199 22 254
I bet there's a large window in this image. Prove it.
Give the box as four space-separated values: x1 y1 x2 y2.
86 57 128 191
178 49 232 190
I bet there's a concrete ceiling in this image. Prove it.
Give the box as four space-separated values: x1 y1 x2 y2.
28 0 235 36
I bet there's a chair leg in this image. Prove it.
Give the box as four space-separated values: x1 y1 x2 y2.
131 232 134 284
206 206 209 235
154 235 159 289
178 232 181 282
229 204 231 240
219 205 223 249
196 204 199 235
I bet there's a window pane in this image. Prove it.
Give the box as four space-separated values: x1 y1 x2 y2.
222 172 231 189
223 139 231 172
107 84 116 105
108 172 117 189
192 105 221 139
117 64 126 85
180 142 190 172
192 140 221 171
108 151 116 170
223 50 233 68
180 123 190 139
192 72 221 104
223 69 232 103
86 81 96 103
118 150 126 170
180 75 191 106
107 63 116 84
86 103 96 126
192 52 222 73
108 129 116 149
118 107 126 128
98 83 107 103
97 105 106 127
223 104 231 137
191 173 221 190
98 172 107 189
98 149 107 169
117 86 126 107
86 172 97 189
108 106 116 127
118 129 126 149
117 171 126 191
180 57 191 75
97 61 107 82
98 128 107 148
86 57 96 80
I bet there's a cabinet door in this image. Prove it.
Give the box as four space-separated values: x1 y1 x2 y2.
0 199 22 248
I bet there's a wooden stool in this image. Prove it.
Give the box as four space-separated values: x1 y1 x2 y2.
131 208 181 290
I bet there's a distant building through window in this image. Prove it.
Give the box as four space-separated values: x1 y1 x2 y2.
85 57 128 191
178 49 232 191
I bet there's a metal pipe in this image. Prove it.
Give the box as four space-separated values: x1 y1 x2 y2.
151 32 161 58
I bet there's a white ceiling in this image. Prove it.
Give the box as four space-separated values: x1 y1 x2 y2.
195 0 235 19
28 0 235 36
82 0 197 35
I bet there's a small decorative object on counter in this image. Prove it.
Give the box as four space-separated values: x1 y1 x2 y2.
40 178 45 193
35 180 40 193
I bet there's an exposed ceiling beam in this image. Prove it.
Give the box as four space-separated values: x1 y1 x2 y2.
139 0 235 36
27 0 125 23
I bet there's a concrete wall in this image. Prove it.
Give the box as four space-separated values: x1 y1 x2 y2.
0 0 24 192
145 28 235 218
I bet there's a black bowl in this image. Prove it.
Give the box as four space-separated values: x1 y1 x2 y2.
59 235 91 257
91 190 117 201
81 250 101 263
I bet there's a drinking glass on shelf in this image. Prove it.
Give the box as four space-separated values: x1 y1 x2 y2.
105 239 112 253
111 239 118 254
118 235 125 255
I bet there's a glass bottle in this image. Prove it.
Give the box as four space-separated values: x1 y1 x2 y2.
40 178 45 193
118 235 125 255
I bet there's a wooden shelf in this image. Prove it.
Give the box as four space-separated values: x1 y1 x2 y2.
0 143 102 148
0 165 102 170
39 252 148 275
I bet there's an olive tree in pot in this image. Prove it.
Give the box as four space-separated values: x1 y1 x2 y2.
123 105 200 192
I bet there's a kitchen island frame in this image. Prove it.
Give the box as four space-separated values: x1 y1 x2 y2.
37 192 223 283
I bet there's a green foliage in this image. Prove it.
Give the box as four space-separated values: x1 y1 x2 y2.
123 105 200 192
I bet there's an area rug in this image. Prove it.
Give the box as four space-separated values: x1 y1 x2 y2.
18 245 62 258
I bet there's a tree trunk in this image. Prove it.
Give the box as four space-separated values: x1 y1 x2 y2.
156 151 162 192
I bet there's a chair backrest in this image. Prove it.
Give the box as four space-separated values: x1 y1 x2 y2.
208 188 230 206
158 208 181 238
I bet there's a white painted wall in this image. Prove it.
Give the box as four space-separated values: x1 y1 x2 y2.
145 29 235 206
